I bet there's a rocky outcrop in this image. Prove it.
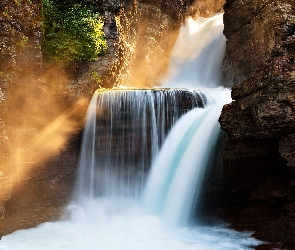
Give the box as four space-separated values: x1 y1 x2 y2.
219 0 295 247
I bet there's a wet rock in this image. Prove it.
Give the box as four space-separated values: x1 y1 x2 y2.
218 0 295 247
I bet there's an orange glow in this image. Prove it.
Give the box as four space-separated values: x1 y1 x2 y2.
0 63 89 186
8 97 88 182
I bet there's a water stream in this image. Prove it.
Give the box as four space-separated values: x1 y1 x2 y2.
0 14 262 250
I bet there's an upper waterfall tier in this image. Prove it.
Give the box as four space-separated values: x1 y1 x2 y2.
162 14 225 89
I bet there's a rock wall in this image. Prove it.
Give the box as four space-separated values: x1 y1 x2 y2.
0 0 91 236
218 0 295 247
0 0 43 237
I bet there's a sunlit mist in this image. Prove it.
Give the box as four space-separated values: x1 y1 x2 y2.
0 66 89 186
11 98 88 178
113 6 180 88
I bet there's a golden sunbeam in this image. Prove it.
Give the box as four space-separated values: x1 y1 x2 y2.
7 97 88 182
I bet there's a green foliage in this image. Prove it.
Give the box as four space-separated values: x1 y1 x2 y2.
42 0 107 65
91 71 102 87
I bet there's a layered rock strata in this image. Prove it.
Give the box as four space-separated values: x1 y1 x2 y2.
218 0 295 247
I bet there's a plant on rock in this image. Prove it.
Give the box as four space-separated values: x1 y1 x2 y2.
42 0 107 65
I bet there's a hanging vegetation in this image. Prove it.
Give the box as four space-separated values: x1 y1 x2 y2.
42 0 107 65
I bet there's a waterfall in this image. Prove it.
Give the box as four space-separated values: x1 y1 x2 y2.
143 98 228 226
141 14 230 225
0 14 263 250
162 14 226 89
74 88 206 202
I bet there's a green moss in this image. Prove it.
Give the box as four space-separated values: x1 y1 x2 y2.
42 0 107 65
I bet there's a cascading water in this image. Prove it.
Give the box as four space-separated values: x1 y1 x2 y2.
0 14 263 249
74 88 205 201
142 99 228 226
161 14 226 89
142 14 230 226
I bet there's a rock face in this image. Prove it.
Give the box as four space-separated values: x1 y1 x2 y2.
218 0 295 247
279 134 295 167
0 0 42 72
0 0 42 237
3 131 83 235
0 0 90 236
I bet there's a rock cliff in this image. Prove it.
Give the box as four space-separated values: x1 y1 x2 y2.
0 0 43 236
218 0 295 247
